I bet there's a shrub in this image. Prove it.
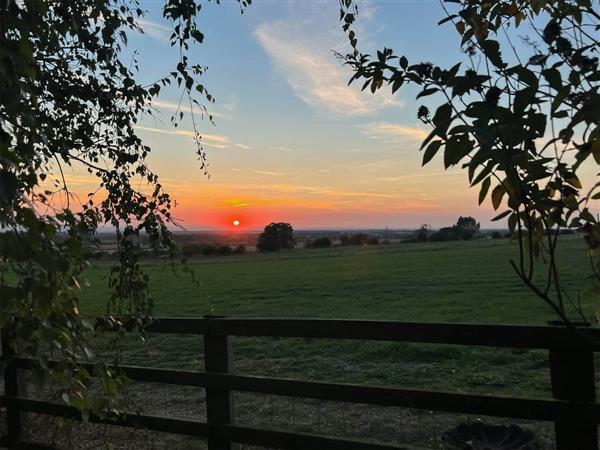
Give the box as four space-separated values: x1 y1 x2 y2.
307 237 332 248
202 245 217 256
233 244 246 254
367 237 380 245
491 231 503 239
341 233 369 246
414 224 431 242
429 227 458 242
217 245 233 256
181 244 203 257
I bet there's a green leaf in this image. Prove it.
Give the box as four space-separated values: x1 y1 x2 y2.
420 128 438 150
551 86 570 113
417 87 439 99
591 138 600 164
566 175 582 189
481 40 505 68
491 184 505 210
552 110 569 119
444 135 473 168
510 66 538 88
514 88 536 113
422 140 442 166
491 210 511 221
478 177 491 205
438 14 457 25
432 103 453 136
542 68 562 91
391 77 404 94
471 161 495 186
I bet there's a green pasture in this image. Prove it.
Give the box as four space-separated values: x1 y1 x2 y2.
79 237 597 398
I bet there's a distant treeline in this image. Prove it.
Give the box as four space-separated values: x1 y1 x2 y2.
304 233 385 249
182 244 247 257
80 218 580 259
411 216 577 243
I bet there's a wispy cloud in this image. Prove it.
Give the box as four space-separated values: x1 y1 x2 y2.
254 14 401 116
137 18 171 43
135 125 231 146
253 170 283 177
151 99 232 120
357 122 430 142
377 172 463 182
136 124 251 150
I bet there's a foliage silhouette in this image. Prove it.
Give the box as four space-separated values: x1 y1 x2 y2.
0 0 250 416
256 222 296 253
415 224 432 242
339 0 600 322
305 237 333 249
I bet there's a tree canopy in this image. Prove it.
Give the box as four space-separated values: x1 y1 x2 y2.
1 0 249 413
339 0 600 322
256 222 296 253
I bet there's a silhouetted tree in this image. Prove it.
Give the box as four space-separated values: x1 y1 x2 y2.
256 222 296 253
414 224 431 242
454 216 480 240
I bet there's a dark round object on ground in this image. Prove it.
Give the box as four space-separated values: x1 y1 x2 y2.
442 422 541 449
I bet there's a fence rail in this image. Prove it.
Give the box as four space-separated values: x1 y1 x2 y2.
2 317 600 449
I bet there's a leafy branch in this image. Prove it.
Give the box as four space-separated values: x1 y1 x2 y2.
338 0 600 323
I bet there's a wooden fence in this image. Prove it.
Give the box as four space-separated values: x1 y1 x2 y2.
1 317 600 449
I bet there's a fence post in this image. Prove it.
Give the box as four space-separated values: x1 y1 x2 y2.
1 330 22 448
549 347 598 450
204 315 234 450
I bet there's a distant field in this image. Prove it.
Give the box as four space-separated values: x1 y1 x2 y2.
62 237 596 448
81 237 592 323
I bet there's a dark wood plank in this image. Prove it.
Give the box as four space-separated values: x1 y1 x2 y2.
208 373 599 422
1 396 413 449
1 331 22 447
12 358 599 423
204 316 234 450
109 317 600 350
550 349 598 449
218 424 414 450
215 319 600 349
1 396 210 437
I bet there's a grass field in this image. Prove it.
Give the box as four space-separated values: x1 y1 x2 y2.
82 237 593 323
30 237 598 448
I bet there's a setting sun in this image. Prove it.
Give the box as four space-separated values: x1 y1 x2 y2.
233 219 240 227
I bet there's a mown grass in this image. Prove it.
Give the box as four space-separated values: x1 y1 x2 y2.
78 237 596 398
27 237 592 448
83 237 593 322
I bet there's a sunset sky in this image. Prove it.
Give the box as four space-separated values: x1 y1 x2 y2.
63 0 597 230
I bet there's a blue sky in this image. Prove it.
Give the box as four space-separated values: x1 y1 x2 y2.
66 0 597 229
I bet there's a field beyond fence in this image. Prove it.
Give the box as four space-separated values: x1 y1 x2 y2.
2 316 600 450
